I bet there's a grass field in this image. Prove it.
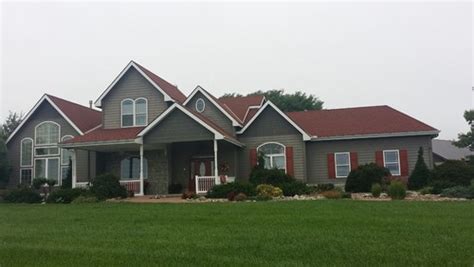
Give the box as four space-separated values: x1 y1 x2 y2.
0 200 473 266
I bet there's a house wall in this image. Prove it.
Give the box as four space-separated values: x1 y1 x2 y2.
101 67 169 129
185 91 235 135
238 107 306 181
5 101 90 187
305 135 434 184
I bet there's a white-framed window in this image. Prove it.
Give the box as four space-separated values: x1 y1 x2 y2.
20 138 33 167
61 135 74 165
34 158 60 184
135 98 148 126
120 157 148 180
35 147 60 156
195 98 205 113
61 166 70 183
335 152 351 178
35 121 60 145
121 99 134 127
20 168 32 185
257 142 286 171
384 150 401 176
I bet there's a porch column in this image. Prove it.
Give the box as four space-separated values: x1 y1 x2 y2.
71 149 77 188
139 144 144 196
214 139 220 185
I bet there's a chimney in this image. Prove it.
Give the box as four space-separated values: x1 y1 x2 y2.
89 100 93 109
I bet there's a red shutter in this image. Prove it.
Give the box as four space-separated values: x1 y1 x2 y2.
400 149 409 176
250 149 257 168
286 147 294 177
350 152 358 170
327 153 336 179
375 151 384 167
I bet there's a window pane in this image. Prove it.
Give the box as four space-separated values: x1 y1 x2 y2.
272 156 285 169
336 165 350 177
35 147 59 156
263 155 272 169
48 158 59 182
135 114 146 126
21 169 32 185
335 153 349 165
132 158 140 178
122 114 133 127
61 166 70 182
122 100 133 114
21 139 32 166
121 159 131 179
386 163 400 175
35 159 46 178
35 122 59 145
384 151 398 163
135 99 146 114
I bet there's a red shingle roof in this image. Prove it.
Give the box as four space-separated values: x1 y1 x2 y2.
134 62 187 104
62 127 144 144
218 95 265 122
47 94 102 133
286 105 438 138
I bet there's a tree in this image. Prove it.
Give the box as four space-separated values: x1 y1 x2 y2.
1 111 23 141
221 89 323 112
453 109 474 150
0 138 10 187
407 147 431 190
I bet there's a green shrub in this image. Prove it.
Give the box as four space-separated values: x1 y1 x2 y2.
315 183 335 192
256 184 283 198
345 163 391 193
90 174 127 200
71 195 99 204
46 188 88 204
32 178 48 190
278 181 311 196
234 193 247 202
371 183 382 198
419 186 434 195
4 188 42 203
182 192 198 199
168 183 183 194
408 147 431 190
320 190 342 199
388 181 407 200
249 168 293 185
431 180 454 194
206 182 256 199
431 160 474 189
255 194 272 201
440 186 474 199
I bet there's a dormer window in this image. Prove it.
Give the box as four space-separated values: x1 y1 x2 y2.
121 98 148 127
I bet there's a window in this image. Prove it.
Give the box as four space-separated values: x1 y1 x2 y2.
135 98 147 126
61 135 73 165
257 143 286 171
120 157 148 180
35 121 59 145
384 150 401 176
121 99 134 127
20 138 33 167
35 147 59 156
335 152 351 178
195 98 205 113
61 166 70 184
35 158 60 183
20 169 32 185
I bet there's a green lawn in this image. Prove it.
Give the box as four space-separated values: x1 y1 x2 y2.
0 200 473 266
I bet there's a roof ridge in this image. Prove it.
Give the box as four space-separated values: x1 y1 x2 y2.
285 105 390 114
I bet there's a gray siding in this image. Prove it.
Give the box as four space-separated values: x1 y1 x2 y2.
240 107 301 138
185 91 235 135
305 136 434 184
144 110 214 144
5 101 87 186
101 67 168 129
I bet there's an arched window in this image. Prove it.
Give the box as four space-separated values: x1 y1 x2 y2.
35 121 60 145
257 142 286 171
120 157 148 180
121 99 134 127
135 98 148 126
20 138 33 167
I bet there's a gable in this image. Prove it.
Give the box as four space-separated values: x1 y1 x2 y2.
143 108 214 144
240 105 301 138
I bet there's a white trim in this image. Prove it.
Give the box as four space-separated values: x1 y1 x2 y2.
214 139 220 185
135 97 148 126
94 61 175 107
60 139 138 148
34 146 60 157
334 152 351 178
84 124 102 134
139 145 144 196
20 138 33 167
183 86 243 127
257 142 287 172
383 149 401 176
34 121 61 146
237 101 311 141
121 98 135 127
195 98 206 113
137 103 225 140
71 150 77 188
34 157 61 184
310 130 440 141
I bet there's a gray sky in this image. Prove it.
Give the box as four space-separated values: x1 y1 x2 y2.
1 1 472 140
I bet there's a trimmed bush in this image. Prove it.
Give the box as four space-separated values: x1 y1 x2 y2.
315 183 335 192
440 186 474 199
4 188 42 203
345 163 391 193
249 168 293 185
71 195 98 204
206 182 256 199
234 193 247 202
419 186 434 195
278 181 311 196
255 194 272 201
431 160 474 189
320 190 342 199
32 178 48 190
90 174 127 200
46 188 88 204
371 183 382 198
256 184 283 198
408 147 431 190
388 181 407 200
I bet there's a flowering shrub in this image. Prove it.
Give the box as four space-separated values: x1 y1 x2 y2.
256 184 283 198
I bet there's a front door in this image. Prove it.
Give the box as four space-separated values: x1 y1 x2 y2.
189 159 213 192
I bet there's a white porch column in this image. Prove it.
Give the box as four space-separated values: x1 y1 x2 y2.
71 149 77 188
139 144 144 196
214 139 220 185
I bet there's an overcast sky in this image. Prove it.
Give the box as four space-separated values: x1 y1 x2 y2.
1 1 472 140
